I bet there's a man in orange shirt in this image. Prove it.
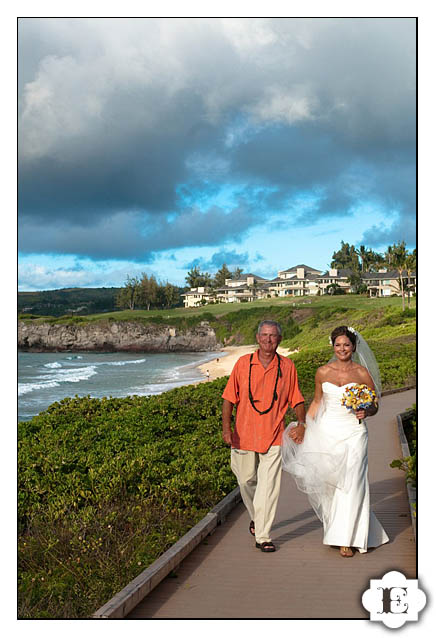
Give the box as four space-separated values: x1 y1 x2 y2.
222 320 306 552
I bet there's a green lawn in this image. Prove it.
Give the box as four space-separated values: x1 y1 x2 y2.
20 293 415 325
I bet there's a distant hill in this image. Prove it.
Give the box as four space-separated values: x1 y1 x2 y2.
18 287 122 317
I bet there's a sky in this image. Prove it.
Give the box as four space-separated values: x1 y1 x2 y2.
18 17 416 290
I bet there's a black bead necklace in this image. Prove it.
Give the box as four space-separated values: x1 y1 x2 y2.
248 352 282 415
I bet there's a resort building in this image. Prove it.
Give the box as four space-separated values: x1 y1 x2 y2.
317 268 354 295
215 274 270 304
181 266 416 306
181 286 214 308
268 264 323 297
362 269 416 298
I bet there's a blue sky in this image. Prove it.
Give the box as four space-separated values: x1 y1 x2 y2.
18 17 416 291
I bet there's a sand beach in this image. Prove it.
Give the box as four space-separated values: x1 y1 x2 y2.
197 345 296 382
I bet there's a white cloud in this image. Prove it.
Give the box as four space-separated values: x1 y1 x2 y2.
18 263 100 290
248 85 317 125
18 259 150 291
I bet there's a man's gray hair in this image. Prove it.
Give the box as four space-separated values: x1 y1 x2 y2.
257 320 282 336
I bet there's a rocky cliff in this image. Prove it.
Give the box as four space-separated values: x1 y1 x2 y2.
18 320 221 353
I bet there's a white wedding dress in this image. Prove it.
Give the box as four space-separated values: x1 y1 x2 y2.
282 382 389 553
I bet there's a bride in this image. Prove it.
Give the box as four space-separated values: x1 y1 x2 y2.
282 325 389 557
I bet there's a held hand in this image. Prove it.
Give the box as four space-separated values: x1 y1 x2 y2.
289 423 305 444
355 409 366 421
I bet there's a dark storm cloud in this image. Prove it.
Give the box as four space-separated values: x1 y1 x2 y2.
360 217 416 248
18 17 416 258
19 204 261 261
19 89 222 223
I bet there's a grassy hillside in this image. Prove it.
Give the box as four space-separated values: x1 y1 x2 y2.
278 299 415 396
18 287 126 317
19 294 415 343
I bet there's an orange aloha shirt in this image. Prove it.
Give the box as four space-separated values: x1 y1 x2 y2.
222 350 305 453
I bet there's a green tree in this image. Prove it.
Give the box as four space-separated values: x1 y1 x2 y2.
330 241 359 271
365 249 384 272
116 276 140 310
140 273 159 310
392 240 407 264
185 266 201 287
163 282 180 308
213 263 232 288
346 272 367 294
325 283 346 295
405 252 416 308
391 242 412 311
185 266 212 288
356 245 370 272
385 244 395 267
232 267 244 280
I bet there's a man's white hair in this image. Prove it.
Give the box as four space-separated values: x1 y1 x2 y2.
257 320 282 336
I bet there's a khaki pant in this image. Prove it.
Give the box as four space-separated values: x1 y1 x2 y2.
231 445 282 544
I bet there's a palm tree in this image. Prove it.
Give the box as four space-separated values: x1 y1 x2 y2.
232 267 244 280
393 241 407 265
331 241 360 270
385 245 394 267
356 245 369 272
391 242 409 311
405 253 416 308
366 249 384 272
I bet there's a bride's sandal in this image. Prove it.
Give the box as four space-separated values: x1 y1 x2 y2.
340 546 354 557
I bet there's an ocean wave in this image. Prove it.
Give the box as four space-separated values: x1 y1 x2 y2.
43 357 146 370
18 380 60 396
19 351 220 419
101 358 146 367
21 366 98 396
47 366 98 383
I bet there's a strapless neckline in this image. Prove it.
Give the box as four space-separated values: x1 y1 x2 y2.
322 381 357 389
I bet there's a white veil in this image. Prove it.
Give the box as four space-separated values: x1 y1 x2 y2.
329 328 382 397
281 407 356 527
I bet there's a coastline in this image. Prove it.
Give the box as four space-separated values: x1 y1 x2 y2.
197 345 297 382
18 350 221 422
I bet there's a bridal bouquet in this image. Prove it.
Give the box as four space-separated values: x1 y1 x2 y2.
341 384 378 420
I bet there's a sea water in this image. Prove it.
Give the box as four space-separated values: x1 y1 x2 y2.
18 350 224 421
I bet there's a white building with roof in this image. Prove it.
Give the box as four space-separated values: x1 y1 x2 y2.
181 265 416 305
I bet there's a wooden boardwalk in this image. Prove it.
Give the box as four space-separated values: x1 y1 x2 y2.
127 389 416 619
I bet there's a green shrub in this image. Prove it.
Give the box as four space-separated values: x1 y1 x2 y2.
390 404 416 488
18 377 235 618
